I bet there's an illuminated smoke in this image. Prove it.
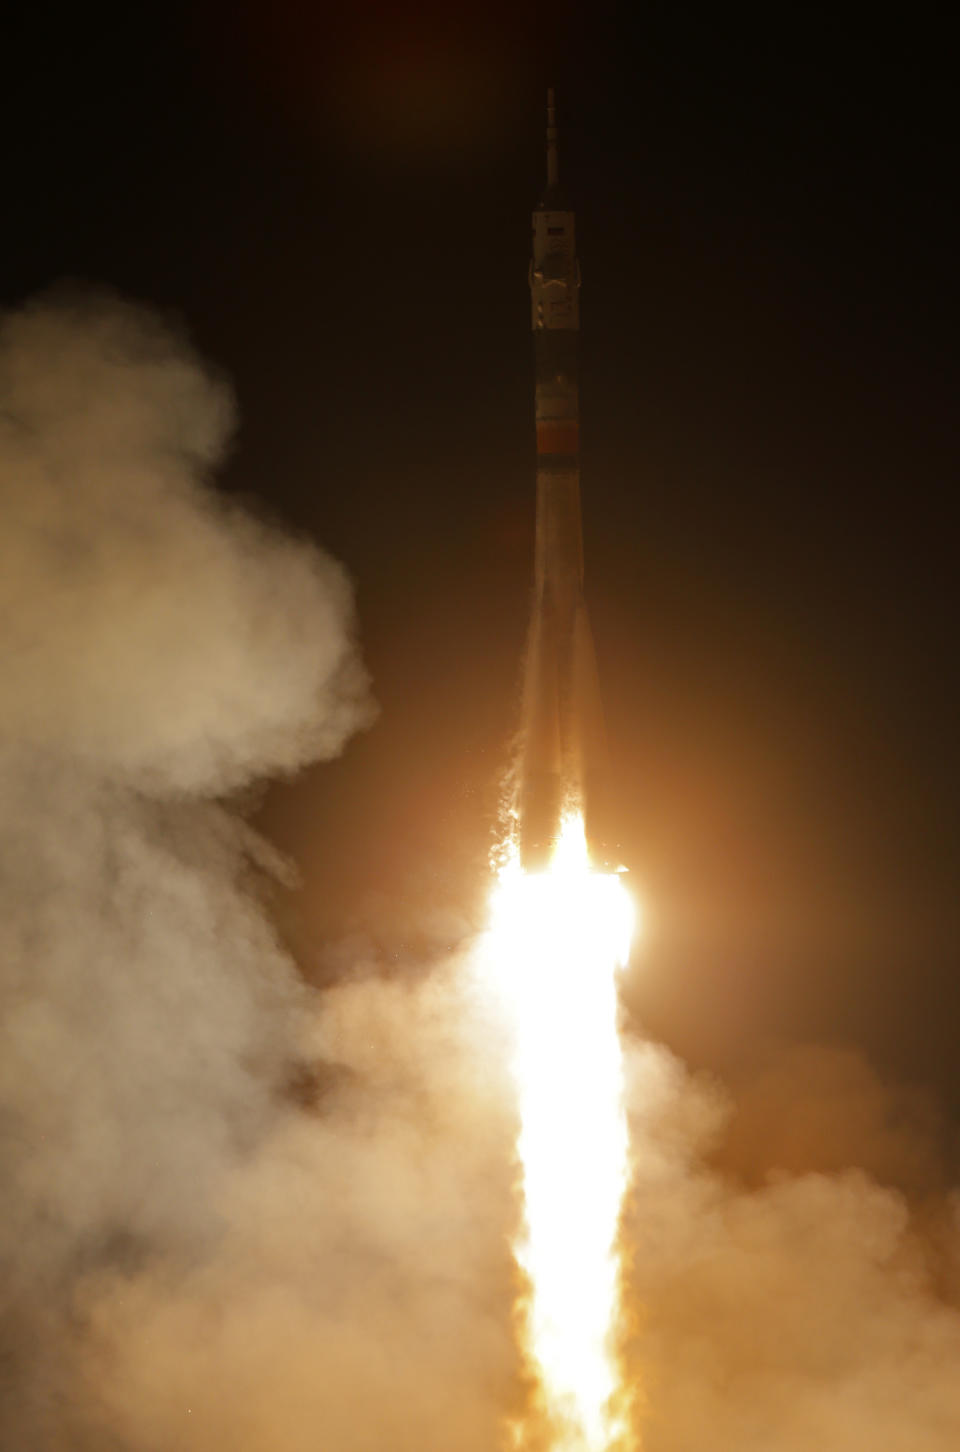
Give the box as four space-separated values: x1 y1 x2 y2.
2 291 960 1451
620 1043 960 1451
0 291 523 1452
0 289 370 790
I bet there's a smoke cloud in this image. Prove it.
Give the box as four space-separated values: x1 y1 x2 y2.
620 1043 960 1450
3 290 960 1450
0 290 371 791
0 289 390 1445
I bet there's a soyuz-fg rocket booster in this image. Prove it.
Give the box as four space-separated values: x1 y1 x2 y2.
517 90 615 871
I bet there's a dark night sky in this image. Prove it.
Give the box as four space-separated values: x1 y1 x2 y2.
4 6 957 1107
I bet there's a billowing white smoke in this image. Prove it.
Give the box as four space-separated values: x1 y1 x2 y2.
2 291 960 1452
0 291 369 790
0 292 525 1452
0 290 389 1445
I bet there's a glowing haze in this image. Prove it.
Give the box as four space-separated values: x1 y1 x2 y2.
486 815 635 1451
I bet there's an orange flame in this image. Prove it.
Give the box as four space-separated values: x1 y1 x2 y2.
487 813 635 1451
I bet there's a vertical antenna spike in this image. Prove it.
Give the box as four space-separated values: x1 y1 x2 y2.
546 87 559 190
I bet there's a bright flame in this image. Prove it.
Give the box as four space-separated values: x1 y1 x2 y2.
487 813 635 1451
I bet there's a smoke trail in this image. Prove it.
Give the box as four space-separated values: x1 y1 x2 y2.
0 290 382 1445
3 290 960 1452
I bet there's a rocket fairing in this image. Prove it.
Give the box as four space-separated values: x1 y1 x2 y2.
517 90 616 872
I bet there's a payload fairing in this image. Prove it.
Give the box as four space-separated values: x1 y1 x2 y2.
517 90 615 871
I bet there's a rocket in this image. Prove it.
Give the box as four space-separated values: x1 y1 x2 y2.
517 89 616 871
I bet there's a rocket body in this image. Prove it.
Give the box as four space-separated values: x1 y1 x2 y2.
518 92 614 871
